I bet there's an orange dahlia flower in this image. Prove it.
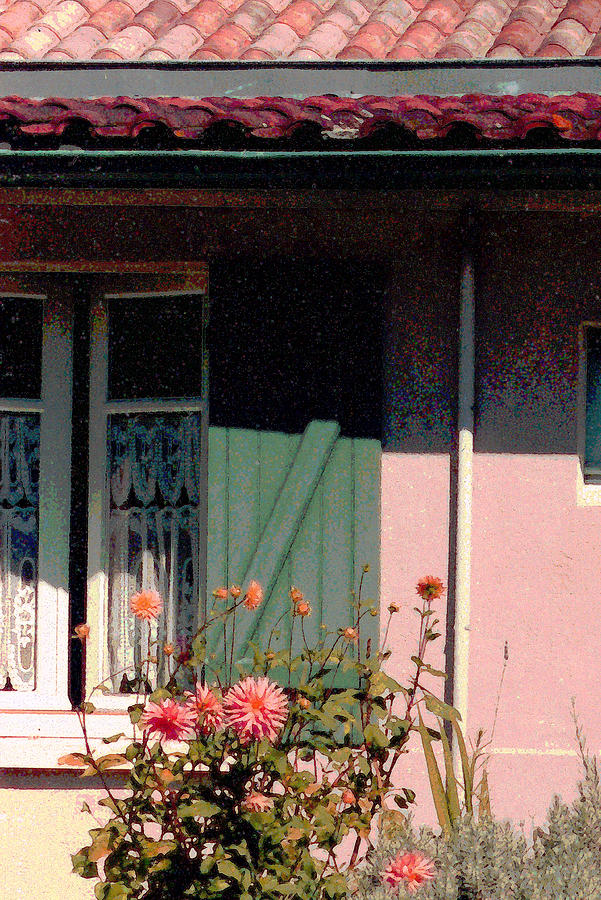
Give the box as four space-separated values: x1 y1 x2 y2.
223 676 288 743
416 576 445 602
74 623 90 641
382 851 436 893
130 589 163 621
243 580 263 610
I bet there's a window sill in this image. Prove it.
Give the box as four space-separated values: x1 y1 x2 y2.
0 709 134 769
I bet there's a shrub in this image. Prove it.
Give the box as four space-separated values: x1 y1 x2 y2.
349 702 601 900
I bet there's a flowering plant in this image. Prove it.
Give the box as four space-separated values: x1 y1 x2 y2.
66 572 452 900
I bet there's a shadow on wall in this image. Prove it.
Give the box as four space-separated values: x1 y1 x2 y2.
208 257 386 441
380 213 601 456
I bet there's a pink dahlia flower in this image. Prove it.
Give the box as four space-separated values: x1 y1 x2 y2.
223 676 288 743
140 699 197 743
185 684 224 735
382 851 436 893
242 791 274 812
130 589 163 621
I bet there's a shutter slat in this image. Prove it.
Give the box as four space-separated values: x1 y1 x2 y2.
227 429 261 585
206 427 229 604
353 438 381 660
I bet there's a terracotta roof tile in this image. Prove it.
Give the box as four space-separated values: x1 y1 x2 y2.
0 1 42 41
93 21 155 54
437 15 496 53
133 0 179 32
178 0 244 36
2 0 601 59
396 19 447 54
191 19 252 54
418 0 466 34
559 0 601 31
277 0 323 37
243 18 299 52
465 0 513 35
536 14 594 50
87 0 135 36
48 20 104 51
142 19 204 52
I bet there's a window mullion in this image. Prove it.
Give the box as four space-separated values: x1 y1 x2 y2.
34 296 72 709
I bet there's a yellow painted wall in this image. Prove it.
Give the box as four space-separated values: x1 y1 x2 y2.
0 775 108 900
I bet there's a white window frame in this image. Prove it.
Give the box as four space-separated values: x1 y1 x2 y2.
0 267 208 767
577 321 601 506
85 290 209 710
0 293 73 711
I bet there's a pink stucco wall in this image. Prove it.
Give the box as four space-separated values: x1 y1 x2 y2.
379 212 601 832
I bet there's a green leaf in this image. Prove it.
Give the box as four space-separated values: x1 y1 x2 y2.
217 859 242 880
102 733 125 744
420 663 447 679
81 702 96 715
439 718 461 825
424 693 461 722
364 723 388 748
149 687 171 703
143 840 177 858
450 716 473 815
479 767 492 819
127 704 145 725
417 707 451 837
178 800 221 818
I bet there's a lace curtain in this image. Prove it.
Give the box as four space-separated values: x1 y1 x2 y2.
0 414 39 691
107 412 202 690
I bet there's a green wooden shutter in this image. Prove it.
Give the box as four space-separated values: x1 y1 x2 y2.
204 420 380 684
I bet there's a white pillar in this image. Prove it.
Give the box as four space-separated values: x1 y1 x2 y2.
453 211 476 770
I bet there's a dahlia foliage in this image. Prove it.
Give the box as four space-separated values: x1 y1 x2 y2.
68 571 453 900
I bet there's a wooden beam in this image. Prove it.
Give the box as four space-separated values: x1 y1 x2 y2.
0 188 600 212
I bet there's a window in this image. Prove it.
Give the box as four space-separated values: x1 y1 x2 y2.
584 325 601 483
86 292 207 707
0 273 208 716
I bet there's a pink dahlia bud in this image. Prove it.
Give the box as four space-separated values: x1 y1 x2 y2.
184 684 224 735
295 601 311 617
342 626 359 642
242 792 274 813
230 585 241 598
213 587 228 600
341 789 356 806
223 676 288 743
382 851 436 893
139 699 197 743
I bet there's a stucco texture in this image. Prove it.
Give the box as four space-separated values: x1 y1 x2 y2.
382 211 601 829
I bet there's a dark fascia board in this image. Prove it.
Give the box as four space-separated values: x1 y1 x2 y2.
4 148 601 189
0 59 601 100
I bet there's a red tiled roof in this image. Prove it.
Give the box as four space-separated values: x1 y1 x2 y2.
4 92 601 139
2 0 601 61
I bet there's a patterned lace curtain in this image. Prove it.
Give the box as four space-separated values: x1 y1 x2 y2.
0 414 39 691
108 412 202 691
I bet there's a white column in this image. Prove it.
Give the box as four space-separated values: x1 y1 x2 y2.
453 211 476 768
